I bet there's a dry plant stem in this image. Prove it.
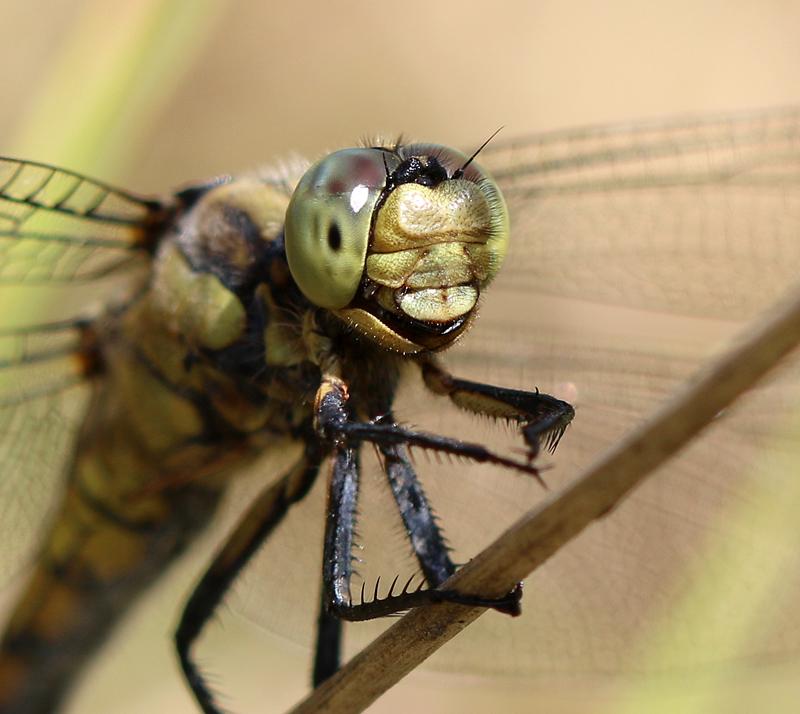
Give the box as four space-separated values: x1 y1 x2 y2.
289 285 800 714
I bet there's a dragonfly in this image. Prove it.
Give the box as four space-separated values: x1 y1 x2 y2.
0 107 799 714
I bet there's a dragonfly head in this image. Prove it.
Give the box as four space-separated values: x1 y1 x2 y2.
284 143 509 353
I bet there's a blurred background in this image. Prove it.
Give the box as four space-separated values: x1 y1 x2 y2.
3 0 800 189
1 1 800 713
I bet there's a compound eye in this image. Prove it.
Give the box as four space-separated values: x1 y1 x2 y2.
285 148 395 309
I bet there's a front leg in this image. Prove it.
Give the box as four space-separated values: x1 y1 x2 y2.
420 358 575 459
314 374 546 480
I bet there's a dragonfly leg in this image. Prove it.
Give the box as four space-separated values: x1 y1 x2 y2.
313 589 343 686
175 444 325 714
313 438 521 686
315 376 546 480
322 444 520 622
381 440 524 612
420 358 575 459
378 435 456 586
316 383 524 631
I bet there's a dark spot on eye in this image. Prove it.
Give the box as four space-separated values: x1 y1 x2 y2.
328 222 342 251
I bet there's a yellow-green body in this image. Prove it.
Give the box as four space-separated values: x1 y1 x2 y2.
0 179 313 712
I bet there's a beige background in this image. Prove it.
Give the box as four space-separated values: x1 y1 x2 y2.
0 1 799 713
2 0 800 188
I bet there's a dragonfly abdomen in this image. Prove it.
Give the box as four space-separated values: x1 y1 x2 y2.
0 468 223 714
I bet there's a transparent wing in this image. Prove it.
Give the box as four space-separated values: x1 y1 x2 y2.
0 158 164 282
232 107 800 678
446 107 800 676
0 158 163 589
482 107 800 319
0 322 92 587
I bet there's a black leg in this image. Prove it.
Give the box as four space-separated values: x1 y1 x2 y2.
378 435 455 587
320 444 361 619
420 359 575 458
306 365 565 684
313 588 343 686
379 435 522 617
175 446 324 714
319 413 522 623
315 376 546 481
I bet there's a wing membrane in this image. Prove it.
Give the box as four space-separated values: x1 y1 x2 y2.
0 321 92 586
0 158 166 283
480 107 800 319
0 162 160 593
0 321 91 403
445 107 800 673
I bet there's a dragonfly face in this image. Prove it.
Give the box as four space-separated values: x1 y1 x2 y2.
1 109 800 714
285 144 509 352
